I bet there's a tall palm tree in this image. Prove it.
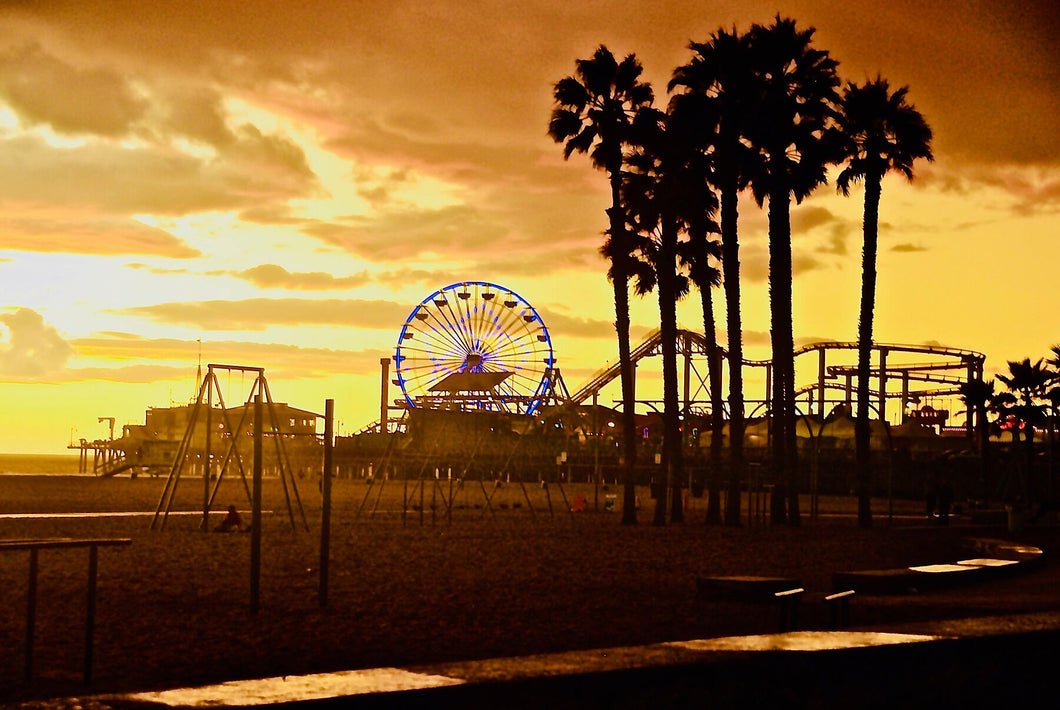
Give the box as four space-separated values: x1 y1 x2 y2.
669 27 760 526
623 107 700 524
836 78 933 528
679 213 724 523
549 46 654 525
745 16 842 525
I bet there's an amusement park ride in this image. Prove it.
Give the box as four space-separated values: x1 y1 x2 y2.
376 281 986 439
72 280 988 481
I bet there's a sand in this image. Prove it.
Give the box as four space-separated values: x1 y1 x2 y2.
1 474 1057 703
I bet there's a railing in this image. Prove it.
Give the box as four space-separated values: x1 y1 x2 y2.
0 537 131 686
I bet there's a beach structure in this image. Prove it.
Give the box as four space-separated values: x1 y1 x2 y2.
150 364 311 530
71 399 320 478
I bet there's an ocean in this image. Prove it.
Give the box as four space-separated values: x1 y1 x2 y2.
0 453 83 475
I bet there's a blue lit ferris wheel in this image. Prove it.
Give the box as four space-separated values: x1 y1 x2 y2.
394 282 555 415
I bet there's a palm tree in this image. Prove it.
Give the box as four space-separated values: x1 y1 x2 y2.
959 376 995 504
996 357 1052 505
669 27 760 526
745 16 842 525
679 213 725 523
1047 345 1060 508
549 46 655 525
622 107 700 524
836 78 933 528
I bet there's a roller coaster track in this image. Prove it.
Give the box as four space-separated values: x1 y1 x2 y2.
568 329 985 406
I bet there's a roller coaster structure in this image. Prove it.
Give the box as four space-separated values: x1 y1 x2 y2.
557 329 985 435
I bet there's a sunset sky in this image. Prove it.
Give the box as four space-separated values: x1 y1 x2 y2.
1 1 1057 454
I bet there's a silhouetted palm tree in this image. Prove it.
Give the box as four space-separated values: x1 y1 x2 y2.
996 358 1052 504
669 27 760 526
1048 345 1060 505
680 216 724 523
623 107 701 524
836 78 933 528
549 46 654 525
959 376 995 504
745 16 842 525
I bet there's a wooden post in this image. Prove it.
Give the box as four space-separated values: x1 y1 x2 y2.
319 399 333 609
251 391 263 615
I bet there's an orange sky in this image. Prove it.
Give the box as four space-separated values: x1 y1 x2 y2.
0 1 1057 453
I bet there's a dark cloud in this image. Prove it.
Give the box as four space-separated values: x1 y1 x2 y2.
916 163 1060 216
0 133 318 217
791 205 851 255
71 333 389 377
302 205 508 262
235 264 372 291
375 268 462 290
0 308 73 379
0 43 146 136
792 206 840 232
0 210 200 257
118 298 412 331
891 243 928 253
535 307 615 339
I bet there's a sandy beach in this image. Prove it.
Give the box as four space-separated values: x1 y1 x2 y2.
1 473 1058 704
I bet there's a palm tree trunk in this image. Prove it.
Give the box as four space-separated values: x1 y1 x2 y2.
658 220 683 524
977 401 991 506
700 281 724 525
856 174 882 528
614 272 639 525
767 176 794 525
606 168 639 525
720 179 745 527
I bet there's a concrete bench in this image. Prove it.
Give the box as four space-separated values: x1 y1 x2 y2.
832 538 1044 594
824 590 856 628
695 576 804 631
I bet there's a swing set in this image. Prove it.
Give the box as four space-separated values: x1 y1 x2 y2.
150 364 309 532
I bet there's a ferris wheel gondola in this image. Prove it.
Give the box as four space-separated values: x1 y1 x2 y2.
393 282 554 415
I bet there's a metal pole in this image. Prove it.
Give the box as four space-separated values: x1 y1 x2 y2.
203 370 213 531
251 391 263 615
877 348 888 423
379 358 390 433
319 399 333 609
593 392 600 511
902 372 910 423
817 348 826 415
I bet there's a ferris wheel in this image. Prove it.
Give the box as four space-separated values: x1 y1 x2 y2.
394 282 555 415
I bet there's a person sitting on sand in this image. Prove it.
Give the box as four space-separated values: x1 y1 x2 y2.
214 504 243 533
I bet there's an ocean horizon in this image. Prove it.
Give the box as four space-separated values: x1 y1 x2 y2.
0 452 83 475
